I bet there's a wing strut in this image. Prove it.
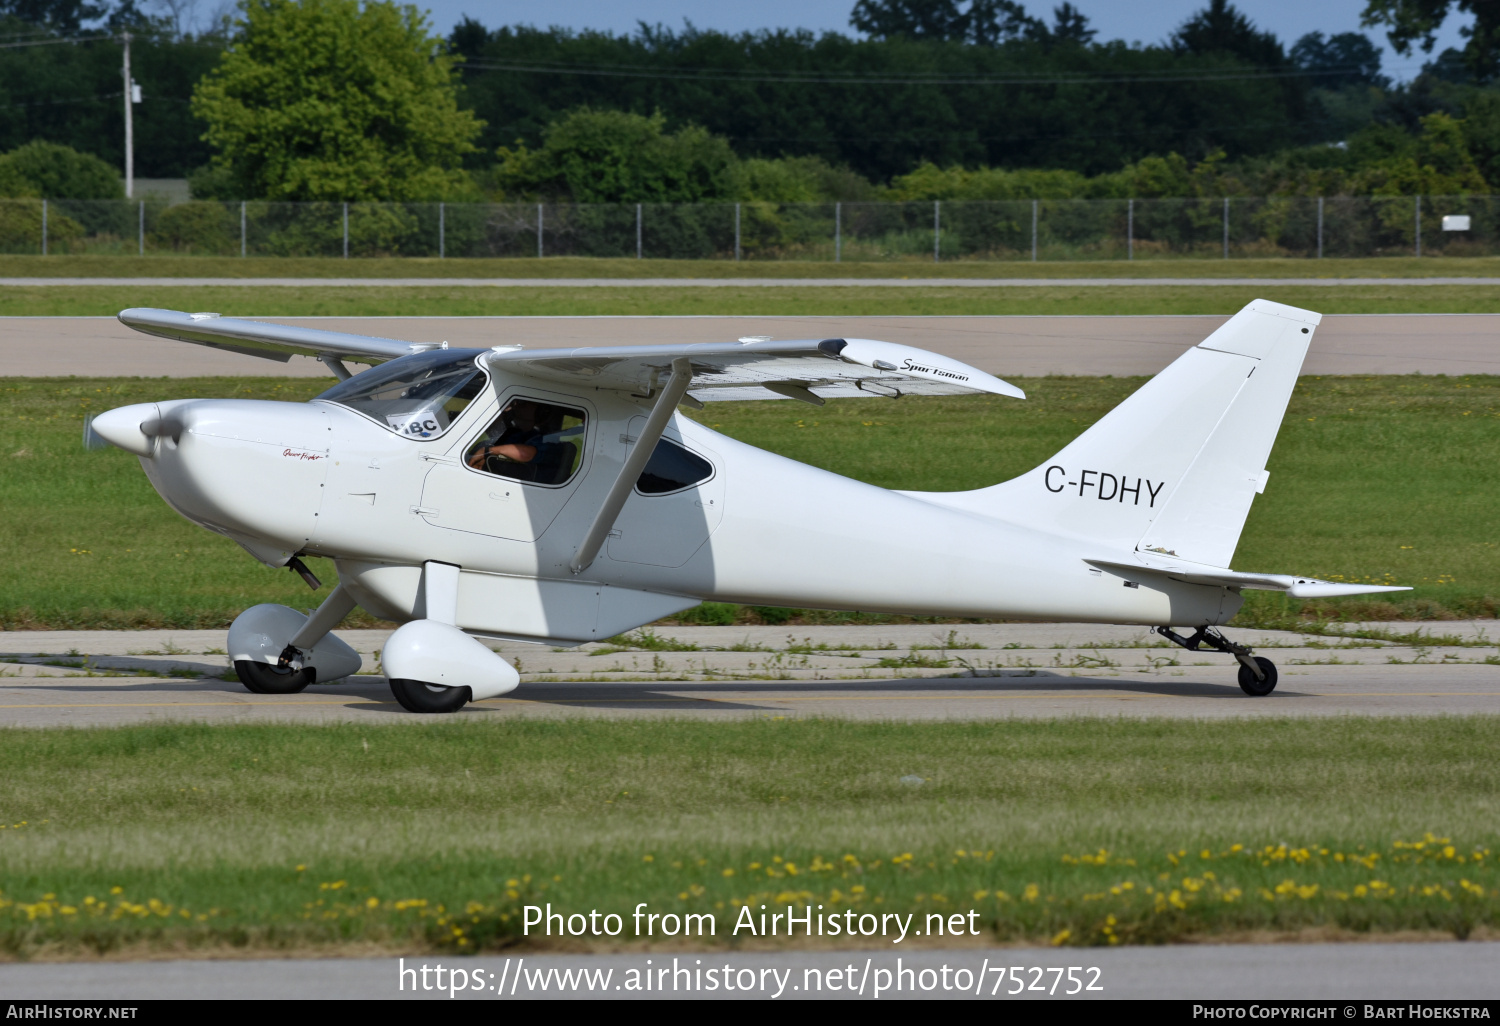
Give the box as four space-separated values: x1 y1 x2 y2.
317 354 353 381
569 357 693 574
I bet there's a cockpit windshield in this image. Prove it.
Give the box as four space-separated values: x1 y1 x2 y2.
314 348 488 440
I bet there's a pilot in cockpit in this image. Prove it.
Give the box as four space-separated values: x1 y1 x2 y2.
467 399 545 468
464 398 580 486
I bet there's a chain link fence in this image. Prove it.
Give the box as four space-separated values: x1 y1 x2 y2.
0 196 1493 260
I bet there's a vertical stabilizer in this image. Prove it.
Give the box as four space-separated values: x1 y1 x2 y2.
914 299 1318 567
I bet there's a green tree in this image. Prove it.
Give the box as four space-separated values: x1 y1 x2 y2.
884 161 1090 199
1460 89 1500 182
1352 111 1488 192
1172 0 1287 66
191 0 483 201
453 21 1324 183
1030 3 1096 48
0 0 140 33
1362 0 1500 82
729 155 876 202
1290 31 1387 88
849 0 1038 44
0 157 38 197
494 108 735 203
1 140 121 197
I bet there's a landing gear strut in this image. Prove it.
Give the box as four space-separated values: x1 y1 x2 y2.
1154 626 1278 697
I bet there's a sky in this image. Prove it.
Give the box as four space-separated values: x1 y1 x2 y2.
412 0 1469 80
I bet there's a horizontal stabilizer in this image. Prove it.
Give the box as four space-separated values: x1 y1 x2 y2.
1086 558 1411 598
119 308 420 365
485 337 1025 403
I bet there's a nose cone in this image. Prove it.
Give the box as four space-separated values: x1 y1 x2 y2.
140 399 332 557
91 403 159 457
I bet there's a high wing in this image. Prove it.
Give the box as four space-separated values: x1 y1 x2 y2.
1086 556 1411 599
119 308 1026 403
484 337 1025 403
119 308 420 366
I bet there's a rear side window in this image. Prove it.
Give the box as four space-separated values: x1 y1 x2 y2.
637 440 714 495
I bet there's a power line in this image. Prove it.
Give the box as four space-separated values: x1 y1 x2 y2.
0 31 226 50
0 32 111 49
0 90 121 110
458 55 1414 87
0 89 194 112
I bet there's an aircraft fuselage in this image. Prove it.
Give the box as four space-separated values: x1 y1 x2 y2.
121 370 1236 647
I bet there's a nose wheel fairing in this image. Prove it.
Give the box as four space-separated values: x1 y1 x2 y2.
228 603 362 683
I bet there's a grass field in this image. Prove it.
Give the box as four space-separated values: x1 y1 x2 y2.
7 283 1500 317
1 717 1497 956
2 254 1499 279
5 253 1500 315
1 374 1495 629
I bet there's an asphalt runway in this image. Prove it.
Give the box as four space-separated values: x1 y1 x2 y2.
3 941 1496 999
3 623 1494 726
6 312 1500 378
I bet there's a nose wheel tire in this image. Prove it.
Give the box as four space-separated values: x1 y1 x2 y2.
234 660 314 694
1237 657 1278 697
389 678 472 714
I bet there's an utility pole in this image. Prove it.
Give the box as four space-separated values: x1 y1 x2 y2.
122 32 134 198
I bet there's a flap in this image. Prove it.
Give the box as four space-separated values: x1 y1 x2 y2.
119 308 423 365
483 337 1025 402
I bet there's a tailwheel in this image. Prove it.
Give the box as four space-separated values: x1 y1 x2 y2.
389 678 471 714
1237 656 1278 697
234 660 315 695
1154 625 1278 698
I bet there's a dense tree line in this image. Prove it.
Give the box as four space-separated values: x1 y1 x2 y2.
487 102 1500 203
1 0 1499 201
449 2 1386 183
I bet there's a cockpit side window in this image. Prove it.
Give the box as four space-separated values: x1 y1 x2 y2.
465 398 586 486
314 348 487 440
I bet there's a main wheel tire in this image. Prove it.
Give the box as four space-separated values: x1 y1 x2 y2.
234 659 315 695
389 678 472 714
1237 656 1278 696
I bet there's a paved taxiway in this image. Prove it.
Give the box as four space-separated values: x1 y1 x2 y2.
5 313 1499 378
6 274 1500 288
2 623 1494 727
3 941 1496 999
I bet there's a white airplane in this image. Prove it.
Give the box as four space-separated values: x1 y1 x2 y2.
89 298 1407 712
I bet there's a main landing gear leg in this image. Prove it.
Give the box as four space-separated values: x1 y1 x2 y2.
1154 625 1278 697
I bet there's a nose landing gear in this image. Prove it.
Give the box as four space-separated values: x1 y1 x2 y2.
1154 625 1278 696
227 585 362 695
235 659 317 694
